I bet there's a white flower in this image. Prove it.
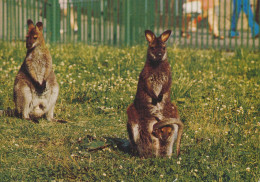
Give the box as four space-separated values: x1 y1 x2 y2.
246 167 250 172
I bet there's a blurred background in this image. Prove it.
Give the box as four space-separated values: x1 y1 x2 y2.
0 0 259 50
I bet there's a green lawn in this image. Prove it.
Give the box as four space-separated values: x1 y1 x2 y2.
0 42 259 181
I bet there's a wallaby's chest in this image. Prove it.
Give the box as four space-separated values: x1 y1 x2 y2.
27 51 47 81
148 72 168 96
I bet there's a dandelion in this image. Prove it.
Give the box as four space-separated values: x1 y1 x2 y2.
246 167 250 172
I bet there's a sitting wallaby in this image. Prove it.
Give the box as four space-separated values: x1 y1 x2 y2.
127 30 184 158
1 19 65 123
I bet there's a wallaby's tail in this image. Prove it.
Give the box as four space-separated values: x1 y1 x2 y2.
0 108 17 117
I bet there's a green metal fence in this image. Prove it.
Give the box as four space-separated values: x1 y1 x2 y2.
0 0 259 50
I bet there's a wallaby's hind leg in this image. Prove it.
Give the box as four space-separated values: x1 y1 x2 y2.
127 104 140 153
14 84 33 120
45 83 59 121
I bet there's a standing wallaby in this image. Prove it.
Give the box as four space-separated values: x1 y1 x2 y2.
127 30 184 158
1 19 65 123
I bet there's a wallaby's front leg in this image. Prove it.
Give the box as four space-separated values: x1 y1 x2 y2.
158 74 171 102
145 78 158 100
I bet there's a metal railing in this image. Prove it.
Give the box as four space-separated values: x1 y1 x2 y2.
0 0 259 50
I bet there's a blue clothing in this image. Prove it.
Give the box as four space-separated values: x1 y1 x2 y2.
230 0 259 37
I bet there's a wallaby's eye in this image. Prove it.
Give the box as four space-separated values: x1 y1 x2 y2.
33 35 38 39
162 47 166 50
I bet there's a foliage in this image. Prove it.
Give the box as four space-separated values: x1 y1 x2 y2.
0 42 259 181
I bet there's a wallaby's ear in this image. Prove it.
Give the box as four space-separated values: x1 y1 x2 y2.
36 22 43 32
160 30 171 42
27 19 34 29
145 30 156 43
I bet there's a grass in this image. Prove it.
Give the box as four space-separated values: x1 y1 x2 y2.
0 41 259 181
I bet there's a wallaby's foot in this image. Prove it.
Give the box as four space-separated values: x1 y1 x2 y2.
32 118 40 123
25 118 39 124
51 118 67 123
56 119 67 123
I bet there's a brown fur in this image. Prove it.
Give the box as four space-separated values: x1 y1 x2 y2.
127 30 184 158
12 19 65 123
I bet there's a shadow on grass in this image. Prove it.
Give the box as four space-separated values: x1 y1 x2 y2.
76 135 132 155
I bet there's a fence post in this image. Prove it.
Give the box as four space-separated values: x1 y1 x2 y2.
125 0 131 46
77 2 82 42
46 0 60 42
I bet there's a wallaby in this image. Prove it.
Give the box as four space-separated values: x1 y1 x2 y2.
1 19 65 123
127 30 184 158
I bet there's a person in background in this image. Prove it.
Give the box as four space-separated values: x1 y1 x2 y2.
181 0 223 39
255 0 260 24
59 0 78 33
230 0 259 38
201 0 223 39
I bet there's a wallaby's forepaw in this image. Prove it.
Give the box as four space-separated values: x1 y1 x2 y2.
152 98 157 105
35 80 46 93
158 94 163 102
